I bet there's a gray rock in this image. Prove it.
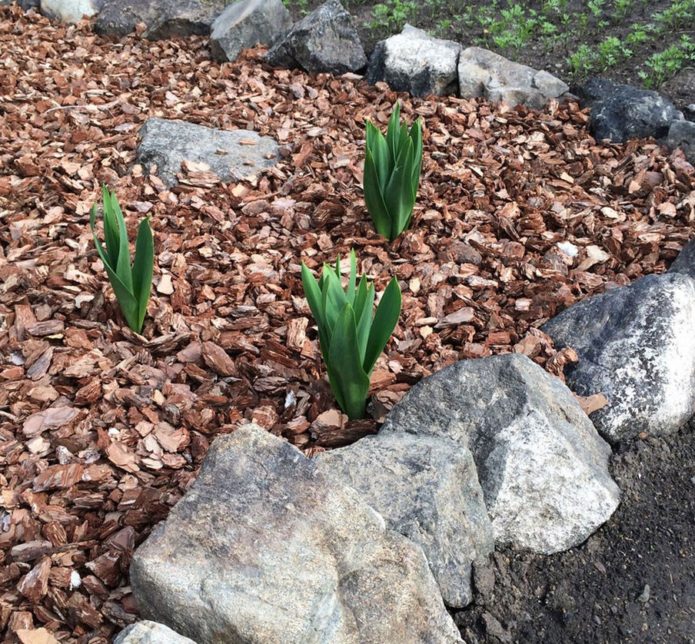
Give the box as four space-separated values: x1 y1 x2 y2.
666 119 695 164
265 0 366 74
660 68 695 113
458 47 568 108
114 621 196 644
95 0 226 39
669 238 695 279
367 25 461 97
382 354 620 554
316 432 494 608
130 424 461 644
0 0 39 9
40 0 100 22
543 273 695 443
577 77 683 143
210 0 292 63
136 118 279 187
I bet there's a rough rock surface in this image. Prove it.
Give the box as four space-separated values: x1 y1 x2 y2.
136 118 279 187
382 354 620 554
458 46 568 108
669 238 695 279
366 25 461 97
543 273 695 443
114 621 196 644
210 0 292 63
661 68 695 113
577 77 683 143
130 424 461 644
40 0 100 22
265 0 366 74
666 119 695 164
316 432 494 608
95 0 226 39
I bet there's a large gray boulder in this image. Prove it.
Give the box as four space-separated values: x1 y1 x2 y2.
666 119 695 164
95 0 226 39
265 0 367 74
136 118 279 187
316 432 494 608
40 0 100 22
367 25 461 97
210 0 292 63
382 354 620 554
114 621 195 644
577 77 683 143
543 273 695 443
669 238 695 278
130 424 461 644
458 46 568 108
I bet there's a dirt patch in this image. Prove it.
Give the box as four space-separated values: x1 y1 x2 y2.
455 419 695 643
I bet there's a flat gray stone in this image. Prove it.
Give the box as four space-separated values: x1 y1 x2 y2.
543 273 695 443
114 621 195 644
666 119 695 164
382 354 620 554
130 424 461 644
316 432 494 608
136 117 279 187
367 25 461 97
265 0 366 74
210 0 292 63
95 0 226 39
458 47 568 108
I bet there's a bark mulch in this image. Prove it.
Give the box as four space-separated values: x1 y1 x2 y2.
1 6 694 643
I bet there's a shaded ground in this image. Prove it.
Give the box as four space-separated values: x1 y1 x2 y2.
0 7 694 642
455 420 695 644
286 0 695 100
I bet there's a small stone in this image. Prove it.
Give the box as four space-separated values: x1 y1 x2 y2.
637 584 650 604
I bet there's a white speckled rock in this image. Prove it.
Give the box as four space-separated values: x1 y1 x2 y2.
458 46 568 108
114 621 195 644
130 424 461 644
40 0 99 23
210 0 292 63
316 432 494 608
136 118 279 187
367 25 461 97
382 354 620 554
543 272 695 443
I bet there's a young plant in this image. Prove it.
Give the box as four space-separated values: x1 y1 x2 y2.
363 102 423 242
301 251 401 420
90 186 154 334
